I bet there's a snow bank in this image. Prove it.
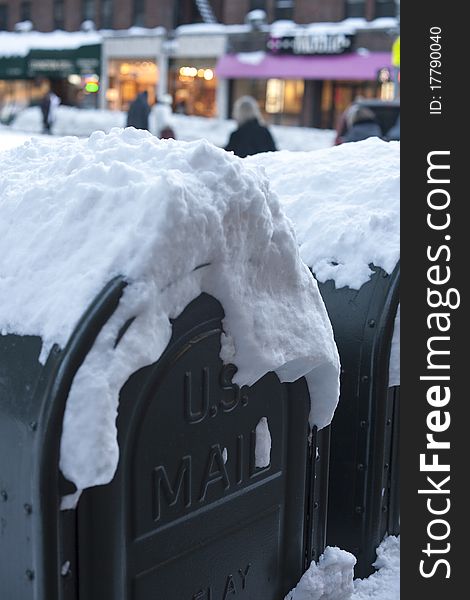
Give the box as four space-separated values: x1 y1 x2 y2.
0 128 339 495
0 126 55 152
247 138 400 290
11 106 126 137
286 536 400 600
10 106 335 151
248 139 400 386
285 546 356 600
351 536 400 600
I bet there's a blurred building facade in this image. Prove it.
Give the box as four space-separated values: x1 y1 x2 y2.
0 1 397 32
0 0 399 128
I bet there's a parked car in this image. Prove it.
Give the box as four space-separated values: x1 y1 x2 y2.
335 98 400 145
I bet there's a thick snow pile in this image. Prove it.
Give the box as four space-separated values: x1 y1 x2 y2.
286 536 399 600
285 546 356 600
248 139 400 385
247 138 400 290
0 128 339 495
351 536 400 600
10 106 335 151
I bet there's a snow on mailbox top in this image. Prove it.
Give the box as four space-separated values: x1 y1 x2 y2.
247 137 400 290
247 137 400 386
0 128 339 495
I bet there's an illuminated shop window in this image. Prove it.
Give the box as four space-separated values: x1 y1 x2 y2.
266 79 303 115
266 79 285 114
169 61 217 117
107 59 158 110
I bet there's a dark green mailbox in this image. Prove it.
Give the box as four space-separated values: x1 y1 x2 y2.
319 263 400 578
0 277 329 599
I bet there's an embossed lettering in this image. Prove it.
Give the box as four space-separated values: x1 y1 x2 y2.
219 365 240 413
238 564 251 589
191 564 251 599
199 444 230 502
222 575 236 598
185 369 210 423
153 456 191 521
192 588 212 600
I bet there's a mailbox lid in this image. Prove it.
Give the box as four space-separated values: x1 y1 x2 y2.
77 293 312 600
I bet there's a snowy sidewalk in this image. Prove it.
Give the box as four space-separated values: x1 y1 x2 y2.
6 106 336 151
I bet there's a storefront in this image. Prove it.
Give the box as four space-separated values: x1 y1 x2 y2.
0 37 102 123
167 28 227 118
100 28 226 117
216 30 394 129
168 58 217 117
106 58 158 111
101 33 165 111
26 44 101 107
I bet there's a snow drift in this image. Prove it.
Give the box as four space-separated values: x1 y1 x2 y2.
247 138 400 290
247 138 400 385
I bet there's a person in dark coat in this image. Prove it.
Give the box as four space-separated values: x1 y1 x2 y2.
40 90 60 134
341 106 382 143
126 91 150 130
225 96 277 158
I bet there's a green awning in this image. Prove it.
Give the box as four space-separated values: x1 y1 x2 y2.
27 43 101 78
0 55 27 79
0 43 101 80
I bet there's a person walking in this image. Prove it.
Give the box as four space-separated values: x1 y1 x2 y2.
40 90 61 134
126 91 150 130
225 96 277 158
341 106 382 143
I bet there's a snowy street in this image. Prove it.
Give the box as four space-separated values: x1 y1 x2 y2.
2 106 336 151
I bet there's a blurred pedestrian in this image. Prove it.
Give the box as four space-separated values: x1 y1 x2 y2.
341 106 382 143
126 90 150 130
150 93 175 139
225 96 277 158
40 90 61 134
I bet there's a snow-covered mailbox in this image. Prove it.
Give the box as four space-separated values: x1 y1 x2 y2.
249 138 400 578
0 131 340 599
